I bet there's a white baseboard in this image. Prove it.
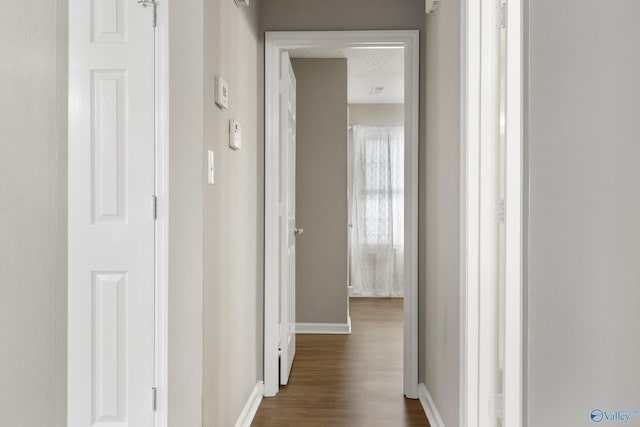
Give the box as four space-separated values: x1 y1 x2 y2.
234 381 263 427
349 292 404 297
296 316 351 334
418 383 445 427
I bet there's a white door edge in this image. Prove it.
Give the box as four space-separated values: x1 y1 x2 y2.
503 0 524 424
460 1 479 423
278 51 297 386
264 30 420 399
153 3 170 426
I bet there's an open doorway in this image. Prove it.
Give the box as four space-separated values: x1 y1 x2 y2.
263 30 419 400
288 46 406 315
284 44 408 403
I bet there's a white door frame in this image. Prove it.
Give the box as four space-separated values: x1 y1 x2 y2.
460 0 523 425
503 0 524 424
264 30 420 399
154 2 170 426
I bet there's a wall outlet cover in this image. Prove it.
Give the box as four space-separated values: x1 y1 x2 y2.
229 119 242 150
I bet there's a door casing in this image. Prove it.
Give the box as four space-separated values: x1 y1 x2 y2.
502 0 524 424
153 2 170 426
264 30 420 399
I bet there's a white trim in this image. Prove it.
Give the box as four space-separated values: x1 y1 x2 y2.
460 1 525 425
504 0 524 425
264 30 420 399
296 317 352 335
153 2 170 426
477 1 501 426
418 383 446 427
349 292 404 298
460 0 480 424
234 381 264 427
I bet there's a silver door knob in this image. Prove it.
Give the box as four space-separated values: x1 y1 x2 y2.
294 227 304 236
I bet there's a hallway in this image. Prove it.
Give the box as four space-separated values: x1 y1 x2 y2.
252 298 429 426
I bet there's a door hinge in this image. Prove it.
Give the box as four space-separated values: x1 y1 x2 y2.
490 393 504 419
138 0 157 27
151 387 157 411
499 0 507 29
152 195 158 220
279 79 285 94
498 199 505 224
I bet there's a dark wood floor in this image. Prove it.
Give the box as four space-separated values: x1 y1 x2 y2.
252 298 429 427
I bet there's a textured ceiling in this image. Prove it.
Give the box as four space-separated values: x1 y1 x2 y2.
288 47 404 104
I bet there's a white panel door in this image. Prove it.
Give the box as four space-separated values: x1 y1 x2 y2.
69 1 156 426
279 52 297 385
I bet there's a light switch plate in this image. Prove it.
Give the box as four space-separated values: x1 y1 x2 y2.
215 76 229 109
207 150 215 184
229 119 242 150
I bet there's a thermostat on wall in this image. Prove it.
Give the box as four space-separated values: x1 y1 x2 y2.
215 76 229 109
234 0 249 6
229 119 242 150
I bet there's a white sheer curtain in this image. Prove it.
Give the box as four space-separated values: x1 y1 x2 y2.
349 125 404 297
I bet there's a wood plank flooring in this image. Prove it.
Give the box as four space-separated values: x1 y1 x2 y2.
252 298 429 427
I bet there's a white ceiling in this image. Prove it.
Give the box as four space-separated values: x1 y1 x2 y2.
288 47 404 104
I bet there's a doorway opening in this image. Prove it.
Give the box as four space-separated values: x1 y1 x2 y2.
264 30 420 399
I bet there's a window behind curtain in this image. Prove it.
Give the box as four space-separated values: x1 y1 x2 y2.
358 127 404 247
349 125 405 297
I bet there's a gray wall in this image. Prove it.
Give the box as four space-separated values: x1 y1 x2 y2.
0 1 67 426
424 0 461 425
167 0 204 425
349 103 404 126
525 1 640 425
292 59 349 324
261 0 425 35
203 0 263 425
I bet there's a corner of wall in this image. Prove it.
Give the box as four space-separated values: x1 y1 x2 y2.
424 0 462 425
